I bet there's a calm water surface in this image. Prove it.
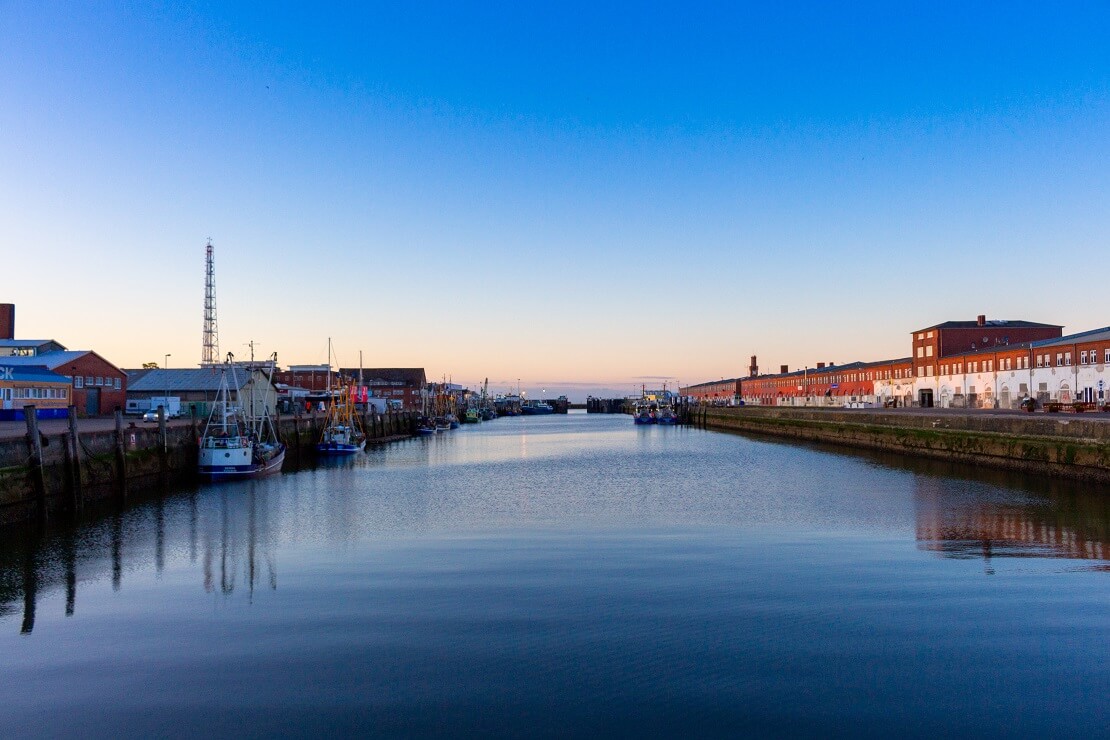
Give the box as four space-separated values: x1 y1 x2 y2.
2 413 1108 737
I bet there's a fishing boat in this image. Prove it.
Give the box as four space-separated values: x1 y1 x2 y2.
462 406 481 424
317 384 366 455
198 355 286 481
656 404 678 425
316 340 366 455
632 402 656 425
521 399 554 415
415 416 437 435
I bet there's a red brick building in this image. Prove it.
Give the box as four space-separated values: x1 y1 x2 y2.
910 316 1061 378
340 368 427 410
0 351 127 416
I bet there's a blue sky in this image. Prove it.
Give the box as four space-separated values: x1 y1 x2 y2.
2 2 1108 399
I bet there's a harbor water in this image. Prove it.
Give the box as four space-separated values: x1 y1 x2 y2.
1 412 1108 736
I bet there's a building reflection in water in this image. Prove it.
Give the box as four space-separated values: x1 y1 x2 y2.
914 473 1110 568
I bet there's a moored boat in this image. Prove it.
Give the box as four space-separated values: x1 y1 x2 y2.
521 399 554 415
198 356 286 481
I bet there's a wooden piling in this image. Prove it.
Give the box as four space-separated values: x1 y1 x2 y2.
24 405 47 519
114 409 128 499
67 406 83 511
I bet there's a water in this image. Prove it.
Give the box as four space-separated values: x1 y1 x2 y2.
1 413 1108 737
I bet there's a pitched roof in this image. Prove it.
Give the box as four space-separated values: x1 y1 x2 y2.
1031 326 1110 348
338 367 426 386
0 350 117 371
0 364 70 384
0 339 65 349
916 319 1062 331
127 367 266 393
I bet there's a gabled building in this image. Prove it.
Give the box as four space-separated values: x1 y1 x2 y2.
0 351 127 417
126 367 278 419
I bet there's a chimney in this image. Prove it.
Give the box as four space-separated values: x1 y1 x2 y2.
0 304 13 340
749 355 758 377
977 314 986 326
780 364 788 374
816 362 825 370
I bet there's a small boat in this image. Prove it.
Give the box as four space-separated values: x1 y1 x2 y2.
445 412 460 429
462 407 481 424
656 404 678 425
521 399 554 415
198 355 286 481
415 416 437 436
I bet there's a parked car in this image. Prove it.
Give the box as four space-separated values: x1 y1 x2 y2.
143 408 178 422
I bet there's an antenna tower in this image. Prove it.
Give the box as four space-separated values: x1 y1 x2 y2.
201 239 220 366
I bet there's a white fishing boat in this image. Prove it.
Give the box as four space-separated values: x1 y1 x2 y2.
198 354 285 481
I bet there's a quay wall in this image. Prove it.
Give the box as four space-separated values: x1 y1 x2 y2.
0 410 417 526
693 406 1110 483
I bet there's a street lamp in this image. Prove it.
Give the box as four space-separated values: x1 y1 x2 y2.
163 354 171 419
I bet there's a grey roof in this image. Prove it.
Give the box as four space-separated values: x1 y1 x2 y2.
917 319 1062 331
0 350 98 370
936 326 1110 359
127 368 263 393
0 339 64 348
1031 326 1110 348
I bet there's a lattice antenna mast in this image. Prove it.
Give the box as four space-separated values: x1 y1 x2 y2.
201 239 220 367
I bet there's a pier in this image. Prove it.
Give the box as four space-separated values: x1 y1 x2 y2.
0 405 418 525
693 405 1110 482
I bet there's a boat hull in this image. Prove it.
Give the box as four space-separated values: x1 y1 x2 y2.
316 440 365 455
199 445 286 482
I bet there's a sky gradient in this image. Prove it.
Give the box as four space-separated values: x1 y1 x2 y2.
2 2 1108 399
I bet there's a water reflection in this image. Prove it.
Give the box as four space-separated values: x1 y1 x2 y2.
915 475 1110 565
0 480 283 632
0 417 1107 634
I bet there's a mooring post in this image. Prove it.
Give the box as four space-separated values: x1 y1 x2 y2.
24 405 47 520
67 406 83 511
114 408 128 500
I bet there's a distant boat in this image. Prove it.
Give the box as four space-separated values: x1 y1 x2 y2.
415 416 437 436
521 400 554 415
656 404 678 425
198 356 286 481
632 402 656 425
462 407 481 424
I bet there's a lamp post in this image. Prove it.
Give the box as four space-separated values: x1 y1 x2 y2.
164 354 171 418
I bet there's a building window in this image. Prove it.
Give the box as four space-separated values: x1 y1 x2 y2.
74 376 84 389
1081 351 1088 365
1105 349 1110 364
114 378 121 390
926 346 934 357
85 376 94 386
1065 352 1072 366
